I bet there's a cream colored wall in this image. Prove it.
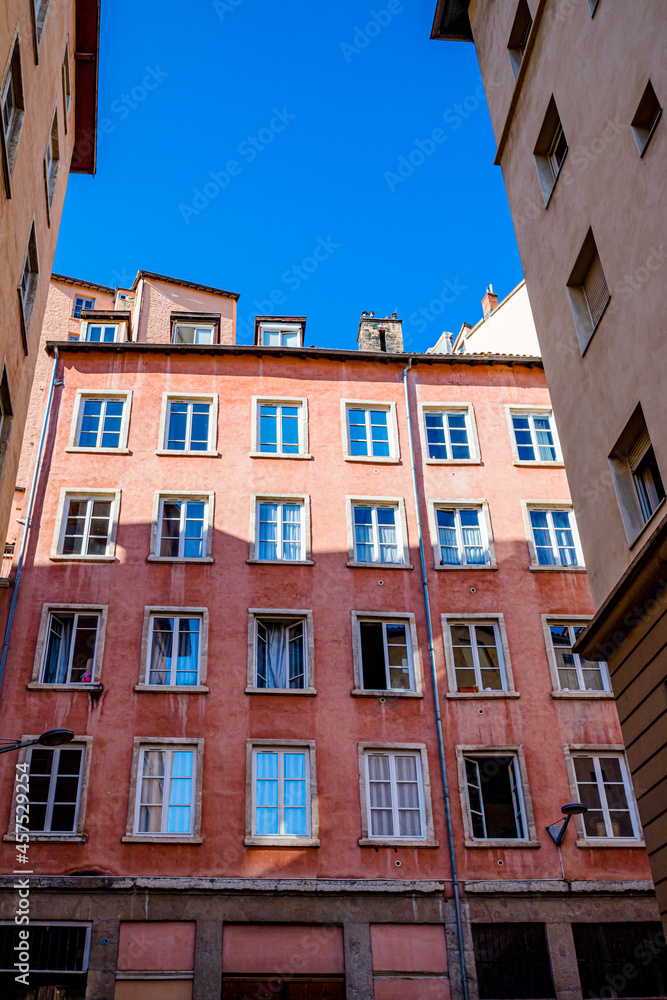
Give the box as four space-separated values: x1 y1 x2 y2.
469 0 667 607
455 282 541 355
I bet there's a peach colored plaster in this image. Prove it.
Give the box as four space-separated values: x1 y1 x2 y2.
222 924 344 974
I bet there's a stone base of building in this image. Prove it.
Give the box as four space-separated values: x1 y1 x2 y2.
0 876 660 1000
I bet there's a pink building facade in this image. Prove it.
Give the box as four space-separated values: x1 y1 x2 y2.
0 274 660 1000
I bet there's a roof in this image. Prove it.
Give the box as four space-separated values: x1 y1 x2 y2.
430 0 473 41
453 279 527 351
132 270 240 301
70 0 102 174
46 341 542 368
51 273 115 295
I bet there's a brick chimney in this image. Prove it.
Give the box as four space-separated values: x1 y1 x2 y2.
481 284 498 319
357 312 403 353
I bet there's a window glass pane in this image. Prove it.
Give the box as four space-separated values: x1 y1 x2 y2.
437 509 460 564
87 500 111 556
474 757 522 839
448 412 470 460
282 331 299 346
281 406 299 453
288 622 305 688
353 506 374 562
167 402 188 450
69 615 98 683
512 414 536 461
176 618 200 685
348 409 368 456
460 509 485 564
369 410 390 457
150 617 173 685
160 502 182 557
282 504 302 560
385 623 410 690
425 412 447 460
262 330 280 346
63 499 87 555
167 751 193 833
258 503 278 559
465 758 485 838
194 326 214 344
534 415 557 461
256 752 279 835
475 625 503 690
259 405 277 453
43 613 70 684
189 403 210 451
183 501 205 558
552 510 578 566
283 752 307 835
50 749 82 832
395 755 422 837
530 510 557 565
376 507 399 563
100 399 123 448
452 624 477 690
28 748 53 832
78 399 102 447
367 754 393 837
139 750 165 832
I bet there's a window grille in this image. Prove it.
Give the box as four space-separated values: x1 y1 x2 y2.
572 923 667 998
472 923 555 1000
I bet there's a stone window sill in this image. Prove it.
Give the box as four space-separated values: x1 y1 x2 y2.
513 460 565 468
50 554 116 562
434 564 497 572
245 687 317 696
465 839 541 849
358 838 439 848
551 691 615 700
576 838 646 849
246 558 314 566
249 452 313 460
244 837 320 848
65 447 130 454
155 449 219 457
425 458 481 465
121 835 203 844
116 972 194 981
4 833 86 843
446 691 519 699
529 565 587 573
134 684 209 694
147 556 214 564
343 455 399 464
351 689 422 699
347 561 413 570
27 682 103 692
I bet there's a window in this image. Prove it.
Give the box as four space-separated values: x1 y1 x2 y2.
55 493 118 558
345 404 395 459
571 754 640 840
72 295 95 318
353 504 402 565
161 396 215 453
1 36 25 183
73 395 128 450
463 753 527 841
40 611 99 685
433 504 492 567
253 398 307 456
472 924 555 1000
509 409 560 462
446 621 508 693
251 496 309 563
0 923 90 976
363 750 426 841
27 745 84 833
545 622 610 693
507 0 533 78
134 746 197 836
255 618 306 689
587 0 600 11
44 108 59 211
609 406 666 543
83 322 120 342
527 506 581 567
18 223 39 345
572 923 667 999
173 323 216 344
62 41 72 120
421 404 477 462
32 0 51 50
567 230 611 350
0 367 13 465
251 746 311 838
154 496 211 560
358 619 414 692
533 98 568 205
630 431 665 524
259 323 302 347
631 81 662 156
147 615 201 686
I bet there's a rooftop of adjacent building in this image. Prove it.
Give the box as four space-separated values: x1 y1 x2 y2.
429 280 541 358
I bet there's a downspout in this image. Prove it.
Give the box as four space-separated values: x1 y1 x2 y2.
0 349 61 693
403 358 470 1000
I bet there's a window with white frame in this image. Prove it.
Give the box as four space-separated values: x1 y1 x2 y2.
83 322 120 343
358 619 414 692
259 323 301 347
548 624 610 692
353 503 402 564
257 402 302 455
511 411 559 462
464 753 527 841
572 754 640 840
2 37 24 176
135 745 196 836
435 506 490 566
629 430 665 525
147 615 201 686
156 498 209 559
40 611 99 684
346 406 392 458
75 397 126 449
252 746 311 837
255 617 307 689
61 41 71 117
72 295 94 319
44 109 59 209
529 507 581 566
424 409 472 460
364 750 426 840
164 399 212 452
448 622 507 693
58 495 115 557
19 224 39 335
28 744 84 833
257 500 304 561
173 323 216 345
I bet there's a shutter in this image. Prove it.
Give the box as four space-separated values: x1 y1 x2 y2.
582 253 610 326
628 427 651 471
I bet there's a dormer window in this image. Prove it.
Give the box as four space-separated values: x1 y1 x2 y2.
80 313 129 343
255 316 306 348
171 313 220 345
83 323 120 343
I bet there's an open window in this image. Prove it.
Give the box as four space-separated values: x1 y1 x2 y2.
609 404 665 544
533 98 568 205
352 613 420 695
631 80 661 156
507 0 533 79
171 312 220 345
461 751 529 843
254 316 306 347
566 229 611 351
1 34 25 192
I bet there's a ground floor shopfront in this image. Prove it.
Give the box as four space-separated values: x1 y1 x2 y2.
0 877 663 1000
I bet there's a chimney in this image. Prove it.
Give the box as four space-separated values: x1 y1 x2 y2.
357 312 403 353
481 284 498 319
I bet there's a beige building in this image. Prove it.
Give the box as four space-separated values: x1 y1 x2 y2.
429 280 541 356
431 0 667 928
0 0 99 562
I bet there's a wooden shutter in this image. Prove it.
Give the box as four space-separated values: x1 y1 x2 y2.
582 252 610 326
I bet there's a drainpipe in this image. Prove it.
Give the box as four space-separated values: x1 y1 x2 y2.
0 349 61 694
403 358 470 1000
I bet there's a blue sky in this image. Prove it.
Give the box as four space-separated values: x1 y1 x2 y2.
54 0 523 351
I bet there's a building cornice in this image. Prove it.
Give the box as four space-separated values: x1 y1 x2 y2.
131 270 240 300
430 0 473 41
0 875 447 894
71 0 101 175
51 273 115 295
